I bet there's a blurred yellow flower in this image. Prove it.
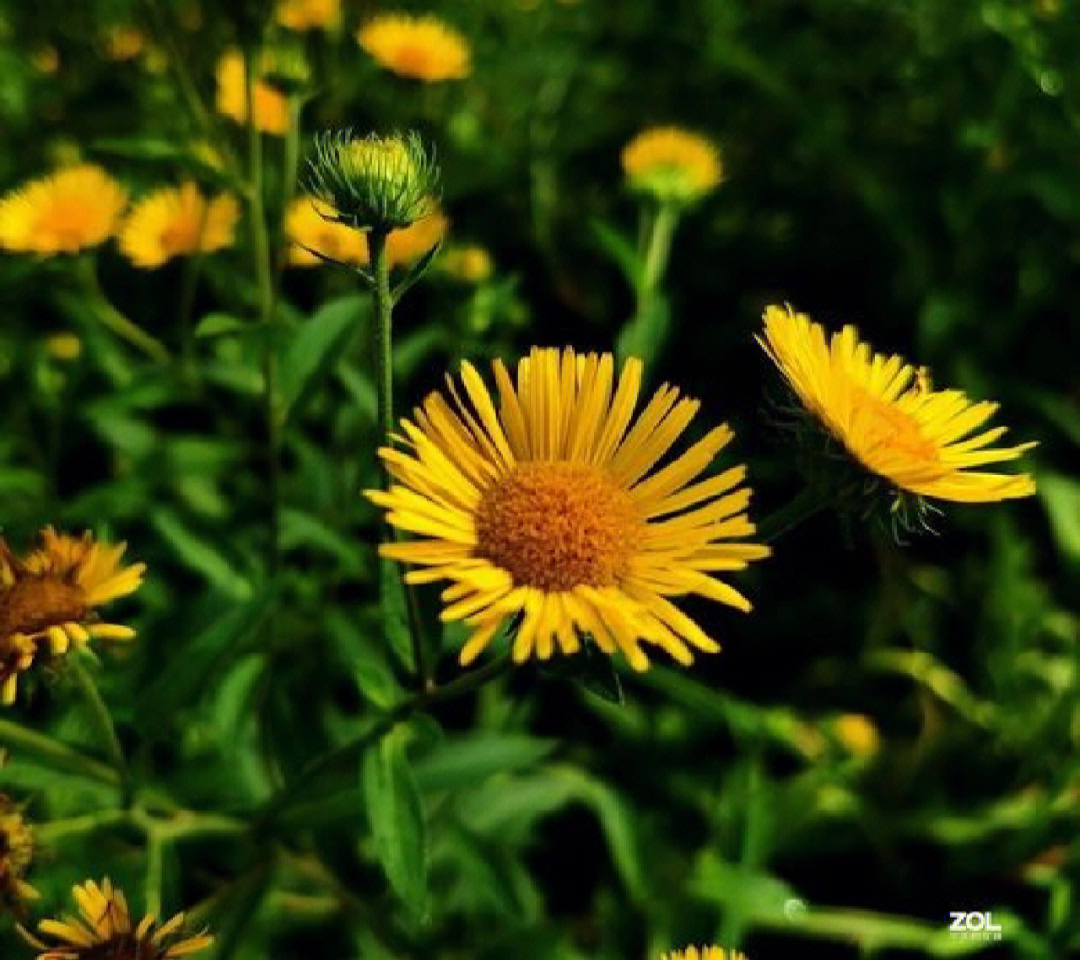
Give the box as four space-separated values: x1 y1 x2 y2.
285 199 448 270
0 165 127 256
276 0 340 31
44 333 83 362
101 25 146 62
31 878 212 960
622 126 723 204
0 795 36 909
662 947 747 960
30 45 59 75
834 713 880 757
441 244 493 283
759 305 1036 504
215 49 290 136
284 197 368 267
357 13 471 81
120 182 240 269
369 347 769 671
383 207 449 267
0 528 145 705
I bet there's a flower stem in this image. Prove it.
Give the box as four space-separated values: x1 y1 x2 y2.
78 257 170 363
243 43 282 578
640 200 679 295
68 657 131 805
368 229 431 690
757 486 828 543
0 717 118 786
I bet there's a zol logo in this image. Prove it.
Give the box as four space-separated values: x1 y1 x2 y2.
948 911 1003 940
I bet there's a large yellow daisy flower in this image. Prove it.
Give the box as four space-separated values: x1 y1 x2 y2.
0 794 37 909
0 165 128 256
30 878 212 960
0 528 145 705
622 127 723 204
759 305 1036 504
368 348 769 671
215 50 290 136
120 182 240 269
357 14 471 81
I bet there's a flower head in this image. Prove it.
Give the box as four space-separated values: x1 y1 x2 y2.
622 127 723 205
0 795 37 910
31 878 212 960
759 305 1036 526
0 529 145 705
368 348 769 671
0 165 128 256
441 244 493 284
276 0 340 31
100 25 147 62
357 13 471 81
215 49 290 136
383 208 449 267
306 130 440 233
120 183 240 269
662 947 747 960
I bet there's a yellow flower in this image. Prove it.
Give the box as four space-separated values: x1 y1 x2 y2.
622 127 723 204
383 208 449 267
215 49 290 136
440 244 493 283
0 528 145 706
662 947 748 960
44 333 83 362
0 165 127 256
120 183 240 269
834 713 880 757
357 13 471 81
0 795 37 909
283 197 368 268
275 0 340 31
368 348 769 670
285 199 448 270
101 25 147 62
759 305 1036 505
31 878 212 960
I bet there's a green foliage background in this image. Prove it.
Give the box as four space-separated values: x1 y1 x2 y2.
0 1 1077 958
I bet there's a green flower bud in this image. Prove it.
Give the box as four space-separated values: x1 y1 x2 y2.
305 130 440 233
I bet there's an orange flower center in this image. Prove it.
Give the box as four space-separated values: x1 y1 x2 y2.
475 462 640 592
0 577 87 638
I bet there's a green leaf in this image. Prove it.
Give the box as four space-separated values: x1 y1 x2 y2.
392 240 443 303
151 508 253 599
589 219 645 291
616 295 671 368
414 733 558 793
278 294 368 422
380 557 416 672
1038 473 1080 559
194 313 249 339
362 726 428 919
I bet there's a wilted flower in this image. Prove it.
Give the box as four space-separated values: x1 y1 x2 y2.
759 305 1036 531
30 878 212 959
275 0 340 31
215 49 290 136
368 347 769 671
120 183 240 269
0 529 145 705
0 165 127 256
0 795 36 910
357 13 471 81
622 127 723 205
306 130 440 234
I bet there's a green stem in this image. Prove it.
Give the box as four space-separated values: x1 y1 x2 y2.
244 44 282 578
756 486 829 543
0 718 118 785
79 258 170 363
368 229 432 689
640 201 679 295
68 657 130 804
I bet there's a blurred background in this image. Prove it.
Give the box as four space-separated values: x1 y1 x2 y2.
0 1 1077 958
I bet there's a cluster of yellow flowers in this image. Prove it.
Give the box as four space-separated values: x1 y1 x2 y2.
0 165 239 268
